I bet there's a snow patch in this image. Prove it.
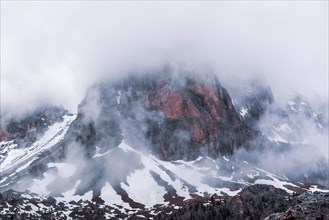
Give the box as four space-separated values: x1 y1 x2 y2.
308 185 329 193
274 123 292 132
239 107 248 118
255 168 298 194
122 169 166 208
101 183 127 207
267 131 288 144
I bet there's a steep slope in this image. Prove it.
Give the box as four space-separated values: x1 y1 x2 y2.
65 73 255 162
3 136 323 212
230 78 275 129
229 78 328 187
0 106 68 147
0 113 76 190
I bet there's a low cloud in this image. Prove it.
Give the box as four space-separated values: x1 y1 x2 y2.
1 1 327 116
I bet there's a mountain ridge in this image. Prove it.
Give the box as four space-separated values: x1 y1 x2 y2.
1 71 328 219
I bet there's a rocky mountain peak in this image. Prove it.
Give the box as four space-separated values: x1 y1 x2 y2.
67 72 255 160
1 72 328 219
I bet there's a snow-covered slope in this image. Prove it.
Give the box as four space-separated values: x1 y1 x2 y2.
22 141 323 210
1 105 327 210
0 114 77 189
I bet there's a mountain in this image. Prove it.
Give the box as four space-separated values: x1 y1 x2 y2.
1 70 328 219
64 72 255 161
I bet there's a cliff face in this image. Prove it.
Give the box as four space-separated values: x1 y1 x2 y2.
0 106 68 147
65 73 255 160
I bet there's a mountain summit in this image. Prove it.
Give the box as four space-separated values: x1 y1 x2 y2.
66 72 255 161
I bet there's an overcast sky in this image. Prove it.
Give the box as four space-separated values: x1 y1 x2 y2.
1 1 328 115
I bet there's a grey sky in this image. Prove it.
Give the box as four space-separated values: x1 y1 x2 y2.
1 1 328 114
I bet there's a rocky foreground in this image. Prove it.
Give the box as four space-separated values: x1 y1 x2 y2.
1 184 328 220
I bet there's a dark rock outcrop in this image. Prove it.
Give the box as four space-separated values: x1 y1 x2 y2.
266 191 329 219
163 184 329 220
229 78 275 129
2 185 328 220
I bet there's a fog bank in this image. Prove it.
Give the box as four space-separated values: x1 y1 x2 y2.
1 1 328 115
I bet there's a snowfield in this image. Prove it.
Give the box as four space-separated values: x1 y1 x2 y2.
22 141 320 208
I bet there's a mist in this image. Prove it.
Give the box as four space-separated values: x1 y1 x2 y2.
2 1 328 192
1 1 328 116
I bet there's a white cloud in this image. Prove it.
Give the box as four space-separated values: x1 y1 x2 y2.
1 1 328 114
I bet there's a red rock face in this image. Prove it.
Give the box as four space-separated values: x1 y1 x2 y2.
191 121 204 143
149 81 241 147
187 99 200 119
155 89 184 119
63 73 255 161
147 83 210 144
192 83 220 106
117 74 255 160
0 128 7 142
